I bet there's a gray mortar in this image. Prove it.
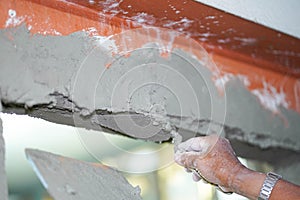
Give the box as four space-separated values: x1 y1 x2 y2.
25 149 142 200
0 100 8 200
0 26 300 183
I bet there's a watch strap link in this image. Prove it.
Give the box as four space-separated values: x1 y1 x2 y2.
258 172 282 200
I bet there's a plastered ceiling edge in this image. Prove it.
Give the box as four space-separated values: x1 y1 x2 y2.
194 0 300 39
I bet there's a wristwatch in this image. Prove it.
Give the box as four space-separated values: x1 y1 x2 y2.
258 172 282 200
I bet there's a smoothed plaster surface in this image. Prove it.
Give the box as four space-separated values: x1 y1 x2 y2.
0 26 300 168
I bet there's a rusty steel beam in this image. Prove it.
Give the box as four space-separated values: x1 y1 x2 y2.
25 0 300 76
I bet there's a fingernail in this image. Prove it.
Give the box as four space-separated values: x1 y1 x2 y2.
192 172 201 182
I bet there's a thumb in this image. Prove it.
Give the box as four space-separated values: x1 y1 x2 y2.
177 134 218 154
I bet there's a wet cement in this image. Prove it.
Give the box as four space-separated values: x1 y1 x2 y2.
0 26 300 183
26 149 142 200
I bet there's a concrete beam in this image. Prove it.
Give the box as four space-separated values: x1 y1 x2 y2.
25 149 142 200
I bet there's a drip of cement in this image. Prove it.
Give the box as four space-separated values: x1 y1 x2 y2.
171 130 183 152
25 149 142 200
0 101 8 200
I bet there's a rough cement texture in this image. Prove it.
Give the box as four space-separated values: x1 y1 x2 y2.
25 149 142 200
0 101 8 200
0 26 300 182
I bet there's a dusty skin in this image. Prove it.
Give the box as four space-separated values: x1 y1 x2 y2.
174 134 300 200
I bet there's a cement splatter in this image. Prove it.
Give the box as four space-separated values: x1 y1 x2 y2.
163 17 194 33
213 72 250 94
130 12 156 25
233 37 257 46
5 9 25 28
269 50 300 57
99 0 128 16
171 130 183 152
217 38 231 44
251 81 289 114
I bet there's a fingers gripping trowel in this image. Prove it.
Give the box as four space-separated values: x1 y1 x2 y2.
25 149 142 200
171 131 204 179
171 131 232 194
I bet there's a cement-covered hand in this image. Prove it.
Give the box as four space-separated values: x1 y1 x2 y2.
174 134 243 192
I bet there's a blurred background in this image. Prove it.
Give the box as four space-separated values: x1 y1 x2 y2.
1 113 272 200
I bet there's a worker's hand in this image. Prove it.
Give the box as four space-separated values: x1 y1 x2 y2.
174 134 244 192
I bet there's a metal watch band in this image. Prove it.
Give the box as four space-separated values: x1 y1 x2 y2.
258 172 282 200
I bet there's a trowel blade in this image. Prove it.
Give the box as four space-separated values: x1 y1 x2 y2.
95 113 171 142
25 149 142 200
